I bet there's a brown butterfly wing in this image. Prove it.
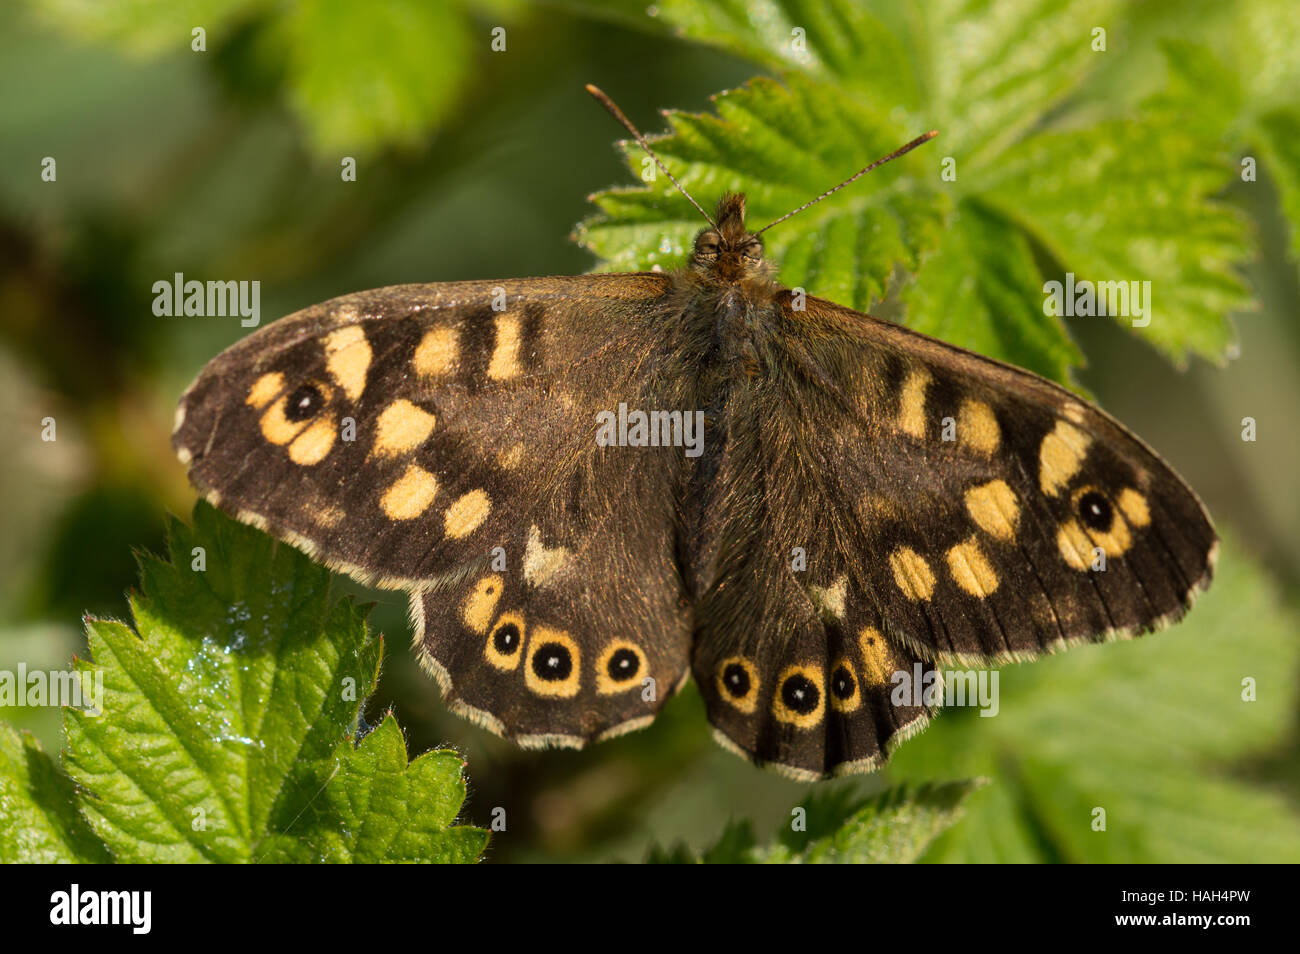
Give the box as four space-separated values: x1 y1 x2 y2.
174 274 694 744
689 289 1216 778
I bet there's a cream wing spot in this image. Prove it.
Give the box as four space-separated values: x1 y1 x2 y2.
897 369 930 438
957 399 1000 456
889 547 936 601
498 443 525 469
324 325 371 402
1039 420 1091 497
487 313 522 381
444 489 490 539
381 463 439 520
373 399 436 457
414 326 458 377
946 538 1000 598
809 575 848 620
311 503 344 529
523 525 570 587
965 479 1020 541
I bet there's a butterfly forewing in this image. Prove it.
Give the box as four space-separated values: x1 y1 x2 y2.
175 274 695 744
786 293 1217 663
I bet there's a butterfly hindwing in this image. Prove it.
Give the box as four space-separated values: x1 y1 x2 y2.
693 572 940 781
414 507 691 746
687 289 1214 778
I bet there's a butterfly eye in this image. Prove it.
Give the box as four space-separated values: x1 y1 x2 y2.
694 231 721 261
285 383 325 422
1076 489 1114 532
739 239 763 264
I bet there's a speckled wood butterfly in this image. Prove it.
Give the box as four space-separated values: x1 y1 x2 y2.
173 88 1216 780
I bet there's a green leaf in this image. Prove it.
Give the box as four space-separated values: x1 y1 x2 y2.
1255 108 1300 270
0 725 111 863
26 0 266 55
57 501 484 862
649 0 916 103
650 780 981 863
27 0 485 156
654 0 1119 157
256 715 488 863
1143 40 1245 142
275 0 474 155
972 119 1250 366
900 198 1081 382
583 0 1251 383
887 535 1300 863
756 781 983 863
1142 37 1300 281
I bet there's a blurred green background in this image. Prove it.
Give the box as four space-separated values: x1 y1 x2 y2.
2 0 1298 862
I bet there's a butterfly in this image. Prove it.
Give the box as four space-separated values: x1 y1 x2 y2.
172 86 1216 781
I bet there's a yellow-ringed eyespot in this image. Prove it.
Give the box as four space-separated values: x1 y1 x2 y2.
524 627 580 697
829 658 861 713
285 383 326 422
773 664 825 728
716 656 758 714
597 641 647 695
486 612 525 671
1076 488 1114 533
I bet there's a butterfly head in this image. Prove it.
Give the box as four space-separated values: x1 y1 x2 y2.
691 193 768 282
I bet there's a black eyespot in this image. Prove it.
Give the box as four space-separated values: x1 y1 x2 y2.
532 642 572 682
781 674 820 715
722 662 751 698
492 622 520 657
606 647 640 682
831 665 856 700
1078 490 1114 532
285 384 324 422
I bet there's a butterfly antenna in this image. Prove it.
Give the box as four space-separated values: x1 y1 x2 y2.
755 130 938 235
586 84 717 230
